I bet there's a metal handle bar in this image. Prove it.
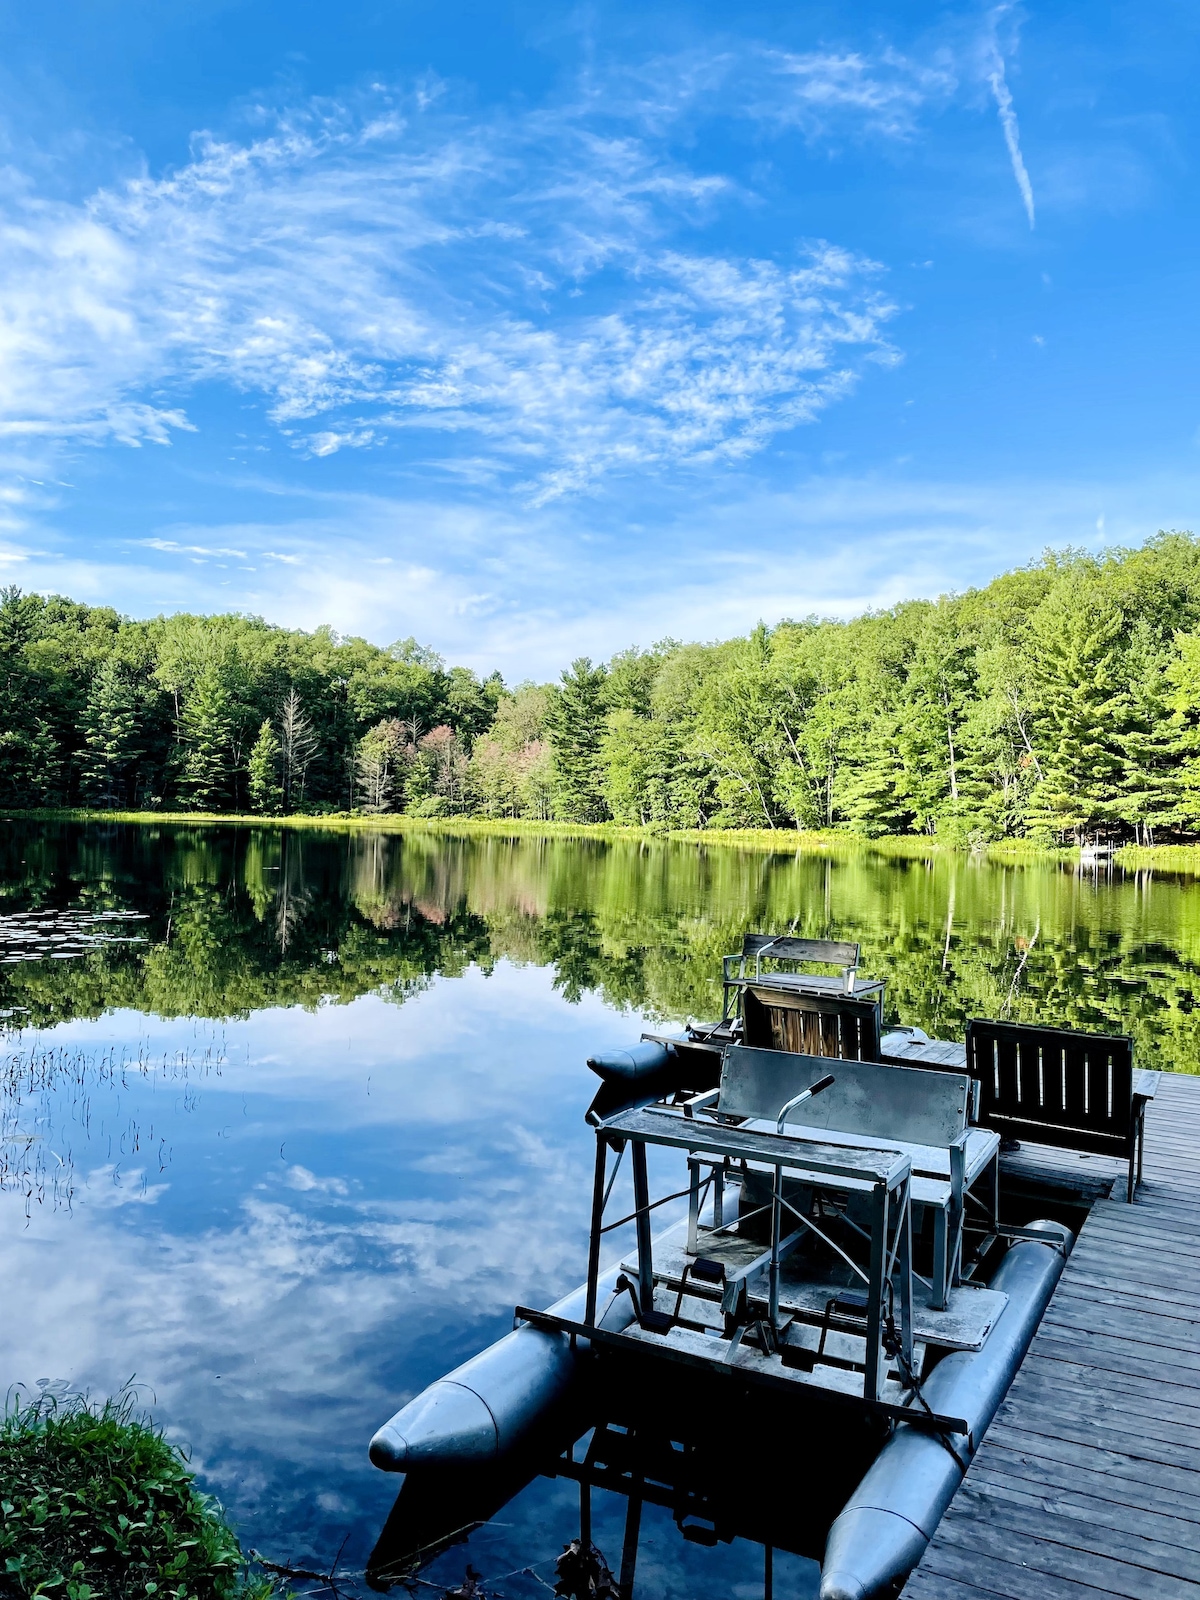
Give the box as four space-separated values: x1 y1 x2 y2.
776 1073 835 1133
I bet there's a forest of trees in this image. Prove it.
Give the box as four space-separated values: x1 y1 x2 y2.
9 531 1200 843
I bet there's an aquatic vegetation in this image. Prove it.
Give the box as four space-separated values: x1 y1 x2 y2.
0 1039 225 1215
0 1388 272 1600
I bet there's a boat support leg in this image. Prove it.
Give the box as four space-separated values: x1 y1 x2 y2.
632 1141 655 1320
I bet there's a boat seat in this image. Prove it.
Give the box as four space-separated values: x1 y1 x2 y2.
716 1047 1000 1310
721 933 886 1062
965 1019 1151 1203
741 986 884 1063
738 1121 998 1189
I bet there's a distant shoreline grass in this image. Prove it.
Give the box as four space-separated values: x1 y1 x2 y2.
1 806 1154 865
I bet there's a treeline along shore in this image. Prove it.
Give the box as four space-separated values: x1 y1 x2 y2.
8 531 1200 844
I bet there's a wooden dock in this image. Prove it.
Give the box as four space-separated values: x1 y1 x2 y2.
903 1070 1200 1600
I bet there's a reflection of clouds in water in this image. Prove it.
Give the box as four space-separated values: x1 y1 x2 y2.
0 1138 596 1563
42 964 629 1133
0 964 640 1572
0 1031 227 1213
0 953 808 1594
283 1165 348 1195
81 1163 169 1207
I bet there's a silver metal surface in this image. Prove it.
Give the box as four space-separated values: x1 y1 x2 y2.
585 1040 672 1082
369 1248 651 1471
819 1221 1072 1600
609 1103 911 1185
721 1048 972 1147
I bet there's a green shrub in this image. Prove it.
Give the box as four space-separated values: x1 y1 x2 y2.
0 1389 271 1600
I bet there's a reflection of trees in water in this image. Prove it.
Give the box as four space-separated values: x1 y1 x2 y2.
0 1037 226 1215
274 833 313 954
0 823 1198 1071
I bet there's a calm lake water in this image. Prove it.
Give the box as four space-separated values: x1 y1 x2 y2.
3 822 1198 1599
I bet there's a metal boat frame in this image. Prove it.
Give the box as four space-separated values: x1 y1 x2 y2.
520 1095 978 1437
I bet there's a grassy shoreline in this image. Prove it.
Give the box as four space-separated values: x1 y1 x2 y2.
0 806 1164 865
0 1390 270 1600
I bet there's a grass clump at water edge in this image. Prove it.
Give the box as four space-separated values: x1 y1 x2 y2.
0 1388 272 1600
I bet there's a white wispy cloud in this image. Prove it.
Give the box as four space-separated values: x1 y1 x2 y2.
754 45 956 140
0 60 908 504
141 538 249 558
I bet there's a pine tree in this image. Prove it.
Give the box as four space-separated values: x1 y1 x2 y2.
78 658 143 807
0 587 60 804
900 602 978 835
1028 586 1134 838
247 720 284 815
840 709 915 836
545 658 610 822
177 664 233 810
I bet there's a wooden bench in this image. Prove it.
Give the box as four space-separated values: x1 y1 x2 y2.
716 1047 1000 1309
965 1019 1153 1203
722 934 885 1063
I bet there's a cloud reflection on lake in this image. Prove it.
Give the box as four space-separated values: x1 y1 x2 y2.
3 964 777 1594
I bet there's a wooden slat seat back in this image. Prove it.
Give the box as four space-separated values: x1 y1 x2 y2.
742 986 881 1062
738 933 861 970
719 1046 971 1149
965 1020 1135 1153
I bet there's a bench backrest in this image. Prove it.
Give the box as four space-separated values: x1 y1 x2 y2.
742 986 881 1062
965 1020 1135 1148
738 933 861 971
719 1045 971 1148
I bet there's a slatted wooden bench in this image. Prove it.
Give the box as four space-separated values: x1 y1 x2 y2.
965 1019 1155 1202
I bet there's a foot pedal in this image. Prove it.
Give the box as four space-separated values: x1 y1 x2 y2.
780 1343 816 1372
831 1290 868 1319
640 1308 674 1335
691 1257 725 1285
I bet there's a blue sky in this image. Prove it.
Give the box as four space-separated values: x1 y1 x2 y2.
1 1 1198 677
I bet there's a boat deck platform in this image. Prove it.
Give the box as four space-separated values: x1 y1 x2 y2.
903 1070 1200 1600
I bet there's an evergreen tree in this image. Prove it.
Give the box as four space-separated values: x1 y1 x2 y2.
78 658 143 807
247 720 284 815
1028 583 1134 837
177 664 233 810
546 658 610 822
1114 617 1177 841
0 587 59 804
900 601 978 835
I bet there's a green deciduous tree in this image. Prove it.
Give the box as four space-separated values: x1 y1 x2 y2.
355 719 407 813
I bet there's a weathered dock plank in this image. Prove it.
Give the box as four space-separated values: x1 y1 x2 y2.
904 1072 1200 1600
